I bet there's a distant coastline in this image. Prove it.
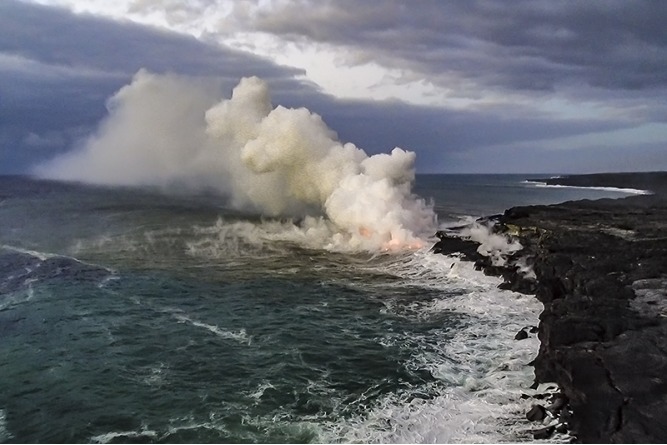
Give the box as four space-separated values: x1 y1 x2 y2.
522 180 652 196
529 171 667 197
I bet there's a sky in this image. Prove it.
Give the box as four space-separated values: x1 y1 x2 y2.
1 0 667 174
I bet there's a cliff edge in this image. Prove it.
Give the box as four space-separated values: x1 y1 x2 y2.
434 172 667 442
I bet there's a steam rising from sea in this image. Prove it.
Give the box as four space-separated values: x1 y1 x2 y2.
36 71 436 251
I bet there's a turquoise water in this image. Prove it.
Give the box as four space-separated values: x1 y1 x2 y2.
0 175 639 443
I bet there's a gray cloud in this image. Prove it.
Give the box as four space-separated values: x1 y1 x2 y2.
0 0 306 172
1 0 664 174
0 0 302 79
316 97 633 172
245 1 667 102
448 140 667 175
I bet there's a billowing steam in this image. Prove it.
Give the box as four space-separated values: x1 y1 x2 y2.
35 70 436 251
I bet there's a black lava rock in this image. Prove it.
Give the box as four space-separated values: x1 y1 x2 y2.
500 173 667 443
431 172 667 443
526 404 547 422
532 425 555 440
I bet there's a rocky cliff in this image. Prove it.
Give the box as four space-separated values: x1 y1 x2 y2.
433 172 667 442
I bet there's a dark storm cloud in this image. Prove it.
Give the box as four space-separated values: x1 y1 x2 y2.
1 0 664 174
0 0 302 79
0 0 306 172
236 0 667 170
239 0 667 171
248 0 667 96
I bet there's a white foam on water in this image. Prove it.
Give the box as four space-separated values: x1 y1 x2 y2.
162 415 231 440
0 409 11 442
171 312 251 345
0 245 118 309
97 273 120 289
160 411 322 443
1 244 53 261
313 250 544 443
0 287 34 311
348 247 507 294
1 244 116 275
246 381 276 401
319 387 524 443
0 244 41 306
90 425 158 444
89 414 243 444
23 277 38 300
523 181 652 195
142 362 169 387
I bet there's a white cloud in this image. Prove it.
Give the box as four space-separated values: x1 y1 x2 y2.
26 0 487 109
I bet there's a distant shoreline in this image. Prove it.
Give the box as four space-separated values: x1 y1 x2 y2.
522 179 652 196
529 171 667 197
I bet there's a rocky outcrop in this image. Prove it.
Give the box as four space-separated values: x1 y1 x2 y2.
432 172 667 443
501 195 667 443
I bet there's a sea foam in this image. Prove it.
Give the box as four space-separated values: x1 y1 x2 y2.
523 180 652 195
309 252 543 443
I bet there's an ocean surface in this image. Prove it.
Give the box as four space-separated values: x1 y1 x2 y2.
0 174 642 443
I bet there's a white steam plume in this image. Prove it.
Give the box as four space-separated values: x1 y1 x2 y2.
461 223 522 266
35 70 436 251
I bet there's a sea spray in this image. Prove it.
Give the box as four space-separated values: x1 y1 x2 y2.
460 222 522 266
35 71 436 251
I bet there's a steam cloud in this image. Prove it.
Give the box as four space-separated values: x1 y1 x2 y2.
36 70 436 251
462 223 522 266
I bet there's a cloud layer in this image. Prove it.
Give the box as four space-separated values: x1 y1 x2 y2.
244 1 667 95
2 0 667 173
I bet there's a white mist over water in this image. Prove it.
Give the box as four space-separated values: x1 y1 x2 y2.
36 70 436 251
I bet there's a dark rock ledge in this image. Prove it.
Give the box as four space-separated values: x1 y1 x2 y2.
432 172 667 443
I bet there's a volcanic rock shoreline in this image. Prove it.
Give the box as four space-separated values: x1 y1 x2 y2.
432 172 667 443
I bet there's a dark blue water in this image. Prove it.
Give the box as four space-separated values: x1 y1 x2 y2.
0 174 640 443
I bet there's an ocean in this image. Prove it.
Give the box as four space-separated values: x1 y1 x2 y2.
0 174 642 443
